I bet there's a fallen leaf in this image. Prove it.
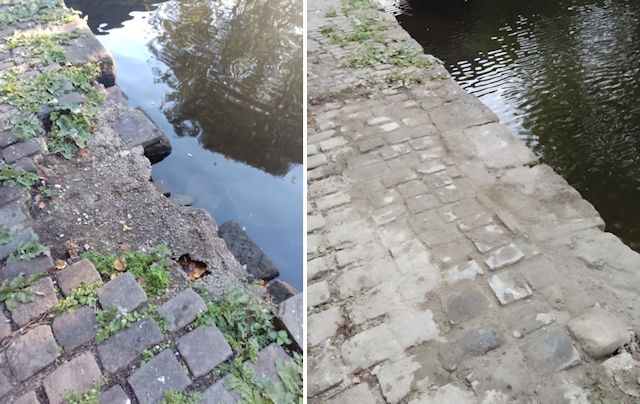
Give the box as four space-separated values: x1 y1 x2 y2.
77 149 90 158
34 291 45 296
55 259 66 270
114 258 126 272
38 201 46 209
110 273 117 280
351 376 360 384
187 266 206 281
122 224 132 232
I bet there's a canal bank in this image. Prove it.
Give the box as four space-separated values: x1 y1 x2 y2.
307 0 640 402
0 0 302 402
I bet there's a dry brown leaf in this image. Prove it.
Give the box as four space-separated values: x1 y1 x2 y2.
110 273 117 280
351 376 360 384
38 201 46 209
122 224 132 232
114 259 126 272
77 149 90 158
55 259 66 270
187 267 206 281
253 279 269 288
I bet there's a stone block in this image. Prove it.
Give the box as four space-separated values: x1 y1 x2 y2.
12 277 58 327
43 352 102 404
2 139 40 164
128 350 191 403
177 325 232 378
6 325 58 381
411 383 475 404
308 346 343 397
567 307 630 359
0 203 26 233
341 324 403 371
116 109 171 163
507 300 555 338
308 307 342 347
488 273 532 306
218 221 279 281
307 280 330 308
466 224 509 253
168 194 193 206
267 280 298 305
329 383 381 403
98 272 147 312
56 259 102 296
308 153 328 169
320 136 347 151
376 355 421 403
201 374 241 403
388 308 440 349
253 343 293 383
438 325 503 372
0 310 11 339
99 385 130 404
0 255 53 283
443 287 488 325
444 260 484 284
14 391 39 404
484 243 524 270
157 288 206 333
277 293 303 350
12 158 36 174
66 36 116 87
519 328 581 374
52 306 97 352
315 191 351 211
0 353 13 399
0 186 22 208
98 319 164 373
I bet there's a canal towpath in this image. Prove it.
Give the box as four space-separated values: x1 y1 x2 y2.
307 0 640 402
0 0 302 402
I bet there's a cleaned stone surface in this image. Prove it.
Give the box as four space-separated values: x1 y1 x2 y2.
0 310 11 339
443 287 488 325
158 288 206 332
507 300 555 337
308 347 344 397
128 350 191 404
0 353 13 399
98 318 164 373
98 271 147 312
341 324 403 371
567 307 630 359
488 273 532 305
115 109 171 163
6 325 58 381
14 391 39 404
99 385 130 404
177 325 232 378
438 325 503 372
56 259 102 296
520 328 581 373
410 383 475 404
52 306 97 352
253 343 293 383
484 243 525 270
277 293 303 349
376 355 421 403
308 307 342 347
329 383 382 403
0 186 22 207
12 277 58 327
201 375 241 403
43 352 102 404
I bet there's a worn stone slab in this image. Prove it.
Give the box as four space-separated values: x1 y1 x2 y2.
520 328 581 374
177 325 232 378
308 346 343 397
56 259 102 296
0 203 27 232
201 374 241 403
6 325 58 381
410 383 475 404
376 354 421 403
329 382 382 403
277 293 302 350
218 221 279 281
98 271 147 312
567 307 630 359
43 352 102 404
252 343 293 383
52 306 97 352
99 385 130 404
0 228 34 263
66 36 116 87
307 280 330 308
2 139 40 164
438 325 503 372
388 308 440 349
341 324 403 371
157 288 206 332
116 109 171 163
484 243 525 270
14 391 39 404
308 307 342 347
507 300 555 338
0 186 22 208
267 280 298 304
488 273 532 306
0 254 53 283
98 319 164 373
444 260 484 284
601 352 640 377
0 353 13 399
443 287 488 325
12 277 58 327
128 350 191 403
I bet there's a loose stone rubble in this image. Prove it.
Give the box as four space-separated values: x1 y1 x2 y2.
307 0 640 402
0 1 302 402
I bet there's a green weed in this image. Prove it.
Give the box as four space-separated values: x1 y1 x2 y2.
0 273 46 311
0 161 38 189
53 280 102 314
0 226 15 245
0 0 76 31
161 389 202 404
7 234 50 263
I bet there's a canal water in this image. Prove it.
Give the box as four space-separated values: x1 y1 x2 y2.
67 0 304 290
397 0 640 251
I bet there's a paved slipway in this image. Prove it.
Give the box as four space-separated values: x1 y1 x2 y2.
0 1 302 403
307 0 640 402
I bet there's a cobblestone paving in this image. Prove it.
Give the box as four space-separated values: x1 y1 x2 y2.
0 1 301 402
307 1 640 402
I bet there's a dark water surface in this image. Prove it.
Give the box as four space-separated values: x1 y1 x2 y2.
397 0 640 251
68 0 303 290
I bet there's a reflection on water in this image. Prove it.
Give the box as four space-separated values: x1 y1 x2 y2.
69 0 303 290
398 0 640 251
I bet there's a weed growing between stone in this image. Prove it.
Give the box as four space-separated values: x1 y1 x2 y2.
94 304 168 344
82 245 172 298
7 234 50 262
0 225 15 244
61 375 107 404
53 280 101 314
160 389 203 404
0 0 76 31
0 273 46 311
0 161 38 189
